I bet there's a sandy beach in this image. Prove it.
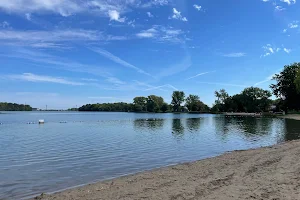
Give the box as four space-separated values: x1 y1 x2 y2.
33 139 300 200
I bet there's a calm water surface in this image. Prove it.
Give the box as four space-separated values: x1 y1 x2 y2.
1 112 300 199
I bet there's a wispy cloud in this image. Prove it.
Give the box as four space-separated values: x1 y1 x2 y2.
0 29 102 43
170 8 188 22
1 21 10 28
261 44 291 57
280 0 296 5
6 73 85 86
193 4 202 11
133 80 177 91
157 54 192 78
275 5 285 11
197 82 247 88
283 48 291 53
0 29 130 48
144 84 178 91
15 92 59 97
88 47 152 76
186 71 216 80
283 29 287 33
136 28 157 38
0 0 168 18
25 13 32 21
0 48 112 77
222 52 246 57
147 12 154 17
88 96 114 99
288 21 299 28
136 25 185 43
105 77 126 85
254 74 275 86
261 44 280 57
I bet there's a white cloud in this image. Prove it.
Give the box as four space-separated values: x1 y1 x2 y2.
106 77 126 85
0 29 102 42
254 74 274 86
193 4 202 11
0 29 129 48
0 0 168 18
147 11 153 17
141 0 169 8
144 84 178 91
186 71 216 80
283 29 287 33
1 21 10 28
0 48 111 77
261 44 290 57
108 10 125 22
261 44 277 57
262 0 270 2
288 21 299 28
170 8 187 22
88 47 151 76
25 13 32 21
7 73 85 86
0 0 82 17
157 54 192 78
136 28 157 38
223 52 246 57
127 19 135 27
283 48 291 53
275 5 285 11
136 25 185 43
197 82 247 88
280 0 296 5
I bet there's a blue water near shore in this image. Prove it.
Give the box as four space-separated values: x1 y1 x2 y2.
1 112 300 199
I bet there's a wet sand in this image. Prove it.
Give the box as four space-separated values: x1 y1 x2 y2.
34 140 300 200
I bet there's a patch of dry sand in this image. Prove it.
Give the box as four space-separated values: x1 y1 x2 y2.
33 140 300 200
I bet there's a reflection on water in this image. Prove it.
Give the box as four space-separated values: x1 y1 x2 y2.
284 119 300 141
1 112 300 199
186 118 201 132
134 118 165 132
172 119 184 138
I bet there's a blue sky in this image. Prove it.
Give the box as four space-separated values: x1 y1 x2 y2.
0 0 299 109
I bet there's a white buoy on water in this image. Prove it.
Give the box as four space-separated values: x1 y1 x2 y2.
39 119 45 124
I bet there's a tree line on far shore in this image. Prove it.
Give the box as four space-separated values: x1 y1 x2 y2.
78 92 210 113
0 102 32 111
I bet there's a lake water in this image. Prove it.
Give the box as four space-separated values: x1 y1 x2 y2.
1 112 300 199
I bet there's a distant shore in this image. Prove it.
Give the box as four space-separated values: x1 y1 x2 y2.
33 140 300 200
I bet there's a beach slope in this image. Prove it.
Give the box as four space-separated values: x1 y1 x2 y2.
34 140 300 200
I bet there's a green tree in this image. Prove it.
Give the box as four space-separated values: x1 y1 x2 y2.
185 94 209 112
147 95 164 112
185 94 200 111
161 103 169 112
295 69 300 94
0 102 32 111
171 91 185 112
271 63 300 111
133 96 147 111
213 89 229 112
240 87 272 112
215 89 229 104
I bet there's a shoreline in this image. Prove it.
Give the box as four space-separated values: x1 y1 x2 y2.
33 140 300 200
280 114 300 121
